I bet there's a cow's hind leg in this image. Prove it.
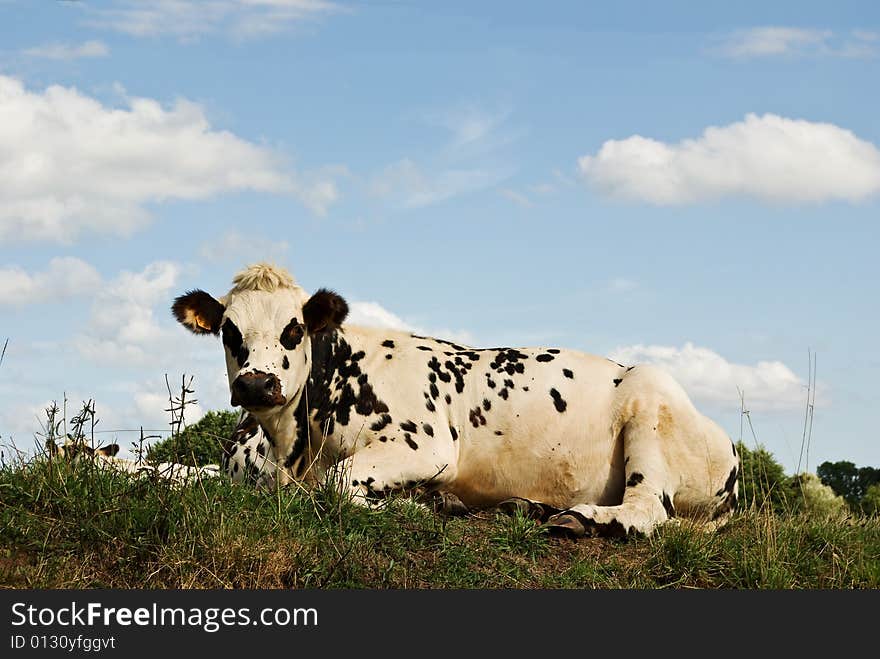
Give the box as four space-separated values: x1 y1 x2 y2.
547 417 676 538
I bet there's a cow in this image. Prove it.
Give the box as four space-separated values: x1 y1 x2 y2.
47 435 221 486
172 263 739 536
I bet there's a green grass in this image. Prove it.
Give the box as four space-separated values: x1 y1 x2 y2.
1 454 878 589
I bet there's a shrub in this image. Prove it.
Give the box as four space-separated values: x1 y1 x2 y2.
147 409 239 466
862 484 880 516
788 473 849 518
736 442 795 512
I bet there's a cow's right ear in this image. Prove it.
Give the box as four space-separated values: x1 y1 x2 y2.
172 290 225 335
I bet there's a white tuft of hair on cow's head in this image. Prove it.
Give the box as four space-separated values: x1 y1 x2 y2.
171 263 348 420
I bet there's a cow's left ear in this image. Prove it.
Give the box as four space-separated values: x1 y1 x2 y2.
172 290 225 335
96 444 120 458
302 288 349 334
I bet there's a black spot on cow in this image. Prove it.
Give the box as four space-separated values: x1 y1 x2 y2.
428 356 452 383
426 399 436 412
469 407 487 428
732 442 737 457
715 466 739 498
412 335 467 352
494 430 503 436
385 354 393 360
498 388 509 400
445 394 452 404
405 435 419 450
400 420 418 434
282 355 290 370
417 346 432 351
382 339 395 348
613 378 623 387
712 491 738 520
549 388 567 413
522 386 529 392
661 492 676 518
486 375 496 388
280 318 304 350
429 383 439 399
536 353 554 362
483 398 491 411
370 414 392 432
563 368 573 379
379 435 388 442
256 442 266 457
422 423 434 437
449 426 458 441
222 319 249 367
547 349 560 354
626 472 644 487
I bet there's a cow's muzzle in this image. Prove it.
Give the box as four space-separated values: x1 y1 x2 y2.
231 371 286 409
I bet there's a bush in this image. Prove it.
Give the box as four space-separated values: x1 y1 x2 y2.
147 409 239 466
862 484 880 516
736 442 795 512
788 473 849 518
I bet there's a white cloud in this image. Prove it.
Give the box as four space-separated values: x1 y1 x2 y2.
368 105 516 210
607 278 638 293
85 0 341 41
72 261 187 367
22 40 109 60
608 342 811 411
348 300 474 346
0 257 101 306
0 75 337 244
198 230 290 264
578 113 880 205
348 301 413 331
370 158 510 209
500 189 533 207
715 27 878 59
132 388 206 432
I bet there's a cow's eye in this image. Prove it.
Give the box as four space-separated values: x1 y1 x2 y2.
280 318 304 350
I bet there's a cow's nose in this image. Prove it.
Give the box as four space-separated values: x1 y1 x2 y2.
231 371 285 408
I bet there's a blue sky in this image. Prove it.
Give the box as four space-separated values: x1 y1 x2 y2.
0 1 877 473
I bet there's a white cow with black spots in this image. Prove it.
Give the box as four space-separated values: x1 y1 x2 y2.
174 263 739 537
47 436 221 486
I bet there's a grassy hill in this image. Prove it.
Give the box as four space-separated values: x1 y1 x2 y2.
2 454 878 589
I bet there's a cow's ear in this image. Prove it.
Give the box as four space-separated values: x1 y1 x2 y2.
172 290 225 335
96 444 120 458
302 288 349 334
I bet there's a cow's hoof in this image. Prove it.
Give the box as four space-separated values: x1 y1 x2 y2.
545 512 589 538
497 497 556 522
435 492 470 516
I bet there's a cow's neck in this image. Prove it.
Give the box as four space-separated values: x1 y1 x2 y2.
294 328 373 461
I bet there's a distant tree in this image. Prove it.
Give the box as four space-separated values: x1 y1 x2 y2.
817 461 880 507
736 442 796 513
861 484 880 516
147 410 239 467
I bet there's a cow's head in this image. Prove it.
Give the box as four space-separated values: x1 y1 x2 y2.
171 263 347 417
